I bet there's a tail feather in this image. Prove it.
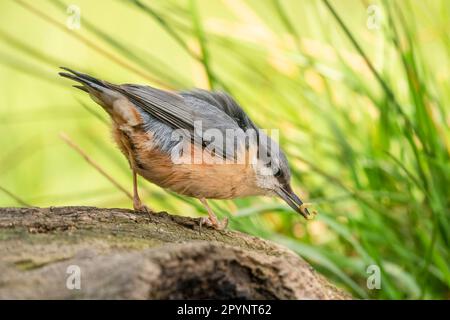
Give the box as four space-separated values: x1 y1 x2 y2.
58 67 107 92
73 85 88 93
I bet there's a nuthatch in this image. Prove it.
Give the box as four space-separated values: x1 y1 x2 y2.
59 67 311 230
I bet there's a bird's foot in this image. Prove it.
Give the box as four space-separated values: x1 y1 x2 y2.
199 216 229 231
133 200 152 214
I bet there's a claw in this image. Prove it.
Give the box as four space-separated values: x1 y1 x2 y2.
199 216 228 231
133 201 152 214
198 198 228 232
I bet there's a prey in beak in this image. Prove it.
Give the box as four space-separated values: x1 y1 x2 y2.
276 184 311 219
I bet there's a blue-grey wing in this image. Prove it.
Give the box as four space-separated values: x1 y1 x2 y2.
179 89 258 132
115 84 247 159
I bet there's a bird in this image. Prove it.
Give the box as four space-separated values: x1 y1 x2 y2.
59 67 311 230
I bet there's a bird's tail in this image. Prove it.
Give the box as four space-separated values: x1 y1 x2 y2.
58 67 108 93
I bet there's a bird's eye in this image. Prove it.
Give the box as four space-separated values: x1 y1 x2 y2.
274 168 282 178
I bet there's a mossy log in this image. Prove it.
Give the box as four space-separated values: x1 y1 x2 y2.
0 206 350 299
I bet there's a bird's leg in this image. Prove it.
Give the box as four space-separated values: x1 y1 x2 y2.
199 198 228 230
132 170 151 213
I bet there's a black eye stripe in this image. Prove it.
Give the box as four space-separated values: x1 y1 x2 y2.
274 167 282 177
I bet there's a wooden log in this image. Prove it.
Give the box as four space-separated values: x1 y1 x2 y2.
0 206 350 299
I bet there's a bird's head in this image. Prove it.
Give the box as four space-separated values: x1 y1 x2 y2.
252 132 311 219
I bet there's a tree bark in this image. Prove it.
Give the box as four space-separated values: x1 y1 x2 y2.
0 206 350 299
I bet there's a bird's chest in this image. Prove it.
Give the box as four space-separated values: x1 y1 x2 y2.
170 163 259 199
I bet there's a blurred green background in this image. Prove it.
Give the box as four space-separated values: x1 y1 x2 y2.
0 0 449 299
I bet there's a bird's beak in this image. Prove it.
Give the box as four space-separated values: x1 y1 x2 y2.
276 185 311 219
